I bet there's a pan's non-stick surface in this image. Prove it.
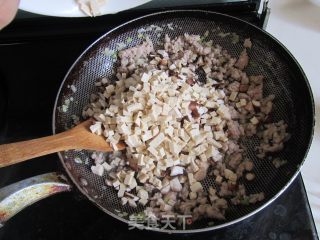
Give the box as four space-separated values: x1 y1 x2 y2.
53 11 314 233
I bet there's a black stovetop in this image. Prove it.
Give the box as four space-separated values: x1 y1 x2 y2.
0 1 318 239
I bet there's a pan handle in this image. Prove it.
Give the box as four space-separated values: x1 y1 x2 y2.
0 172 72 226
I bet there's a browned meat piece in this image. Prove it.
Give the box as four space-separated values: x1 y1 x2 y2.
228 152 242 169
228 106 240 119
189 101 200 119
230 68 242 81
241 73 249 84
238 93 250 100
239 84 249 93
194 161 209 181
235 49 249 70
226 141 240 155
206 206 225 220
118 39 154 73
244 101 254 112
244 123 257 136
227 120 243 140
212 71 224 81
219 182 233 197
228 81 240 92
257 121 289 157
261 101 273 115
249 75 264 84
247 84 263 100
243 38 252 48
261 95 275 114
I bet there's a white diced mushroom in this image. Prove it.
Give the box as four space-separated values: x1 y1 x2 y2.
250 116 259 125
217 105 231 120
153 168 161 177
240 98 247 106
214 131 227 141
147 146 158 158
128 198 137 207
112 180 120 188
162 104 172 116
170 178 182 192
159 148 166 157
127 103 144 113
169 142 182 155
252 100 261 107
204 125 211 132
210 117 222 125
167 97 178 108
189 128 200 137
151 126 160 137
229 91 238 101
90 122 102 135
161 184 171 195
215 175 223 183
190 159 200 172
224 169 237 182
125 135 142 148
141 130 153 142
91 164 104 176
189 192 197 200
149 133 165 148
137 189 148 199
151 177 162 189
188 173 195 185
170 166 184 176
129 178 137 189
124 173 134 185
190 182 203 193
121 197 128 205
137 155 145 166
118 183 126 197
139 198 148 206
203 65 211 74
169 64 176 70
138 173 149 183
102 162 112 171
141 73 151 82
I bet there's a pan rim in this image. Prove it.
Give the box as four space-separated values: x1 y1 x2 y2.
52 9 315 234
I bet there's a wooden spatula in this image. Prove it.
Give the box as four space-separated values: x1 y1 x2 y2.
0 119 126 168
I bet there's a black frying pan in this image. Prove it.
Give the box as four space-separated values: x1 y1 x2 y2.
0 10 314 233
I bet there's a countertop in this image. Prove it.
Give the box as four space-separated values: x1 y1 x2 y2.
266 0 320 233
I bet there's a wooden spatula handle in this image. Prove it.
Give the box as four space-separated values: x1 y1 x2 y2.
0 131 80 168
0 120 121 168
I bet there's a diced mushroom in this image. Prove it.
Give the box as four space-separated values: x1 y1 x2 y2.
170 166 184 176
170 178 182 192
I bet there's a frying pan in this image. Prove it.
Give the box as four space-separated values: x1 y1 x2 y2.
0 10 314 233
